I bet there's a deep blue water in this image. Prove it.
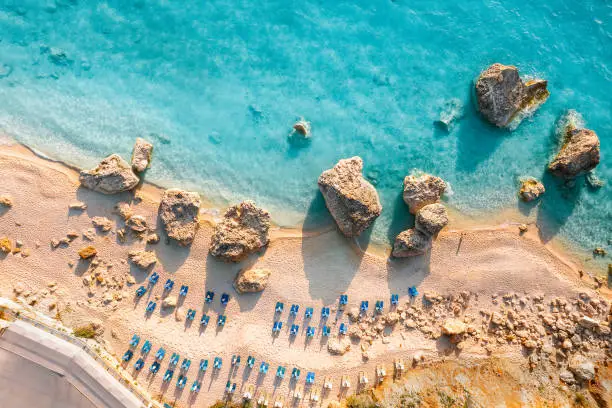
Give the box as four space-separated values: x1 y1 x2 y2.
0 1 610 257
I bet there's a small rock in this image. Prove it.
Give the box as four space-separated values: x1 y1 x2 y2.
0 194 13 208
0 237 11 253
91 216 112 232
146 233 160 244
162 296 177 308
114 202 132 220
327 337 351 355
578 316 599 329
78 246 97 260
126 276 136 285
593 247 606 256
131 137 154 173
83 229 96 241
69 201 87 211
233 268 271 293
126 215 148 234
127 249 157 269
518 178 545 202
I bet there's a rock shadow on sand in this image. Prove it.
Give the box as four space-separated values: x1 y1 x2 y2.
535 171 582 244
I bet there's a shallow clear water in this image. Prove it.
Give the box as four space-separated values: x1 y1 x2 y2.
0 1 610 253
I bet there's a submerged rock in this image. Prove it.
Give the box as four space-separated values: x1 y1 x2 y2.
209 201 271 262
518 178 545 202
234 268 271 293
318 157 382 237
131 137 153 173
434 98 464 131
392 229 432 257
475 63 549 128
415 203 449 237
292 119 311 138
402 172 446 214
128 249 157 269
159 189 201 246
69 201 87 211
79 154 140 194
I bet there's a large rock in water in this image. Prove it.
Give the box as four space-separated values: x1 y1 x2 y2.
392 228 432 257
403 173 446 214
548 119 600 179
234 268 271 293
518 178 545 202
318 157 382 237
131 137 153 172
415 203 449 237
475 63 549 128
79 154 140 194
209 201 271 262
159 189 201 246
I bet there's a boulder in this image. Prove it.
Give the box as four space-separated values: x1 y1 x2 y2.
292 120 311 137
441 318 467 336
518 178 545 202
209 201 270 262
327 337 351 355
415 203 449 237
131 137 153 172
402 172 446 214
114 202 132 220
162 296 177 309
318 157 382 237
78 246 97 259
568 356 595 382
548 118 600 178
128 249 157 269
158 189 201 246
0 194 13 207
233 268 271 293
91 216 112 232
475 63 549 128
79 154 140 194
0 237 11 253
392 229 432 257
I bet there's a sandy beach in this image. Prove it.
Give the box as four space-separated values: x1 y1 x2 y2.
0 143 610 407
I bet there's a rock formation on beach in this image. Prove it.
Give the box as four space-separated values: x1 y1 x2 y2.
158 189 201 246
475 63 549 128
518 178 545 202
78 245 97 259
0 194 13 207
392 228 432 257
79 154 140 194
318 157 382 237
548 113 600 179
402 172 446 214
415 203 449 237
233 268 271 293
131 138 153 172
393 199 449 258
209 201 271 262
91 216 112 232
127 249 157 269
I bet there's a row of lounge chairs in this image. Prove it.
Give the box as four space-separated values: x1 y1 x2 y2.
135 277 232 310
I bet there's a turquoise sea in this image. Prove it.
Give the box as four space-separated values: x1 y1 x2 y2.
0 1 610 260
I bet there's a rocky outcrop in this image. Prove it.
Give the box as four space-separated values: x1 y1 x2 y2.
518 178 545 202
402 173 446 214
131 138 153 172
128 249 157 269
158 189 201 246
79 154 140 194
318 157 382 237
568 356 595 382
548 114 600 178
234 268 271 293
392 229 431 257
475 63 549 128
209 201 271 262
415 203 448 237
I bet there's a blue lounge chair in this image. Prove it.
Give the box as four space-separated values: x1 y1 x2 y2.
155 347 165 360
360 300 369 312
306 372 315 384
213 357 222 369
339 294 348 306
179 285 188 297
150 361 160 373
260 362 269 374
225 381 236 393
186 309 196 320
322 326 330 336
276 366 286 379
339 323 347 335
164 279 174 291
135 286 147 297
217 315 226 326
289 304 299 316
199 359 209 372
177 374 187 389
375 300 384 313
291 367 301 379
129 334 140 347
306 326 315 337
231 355 241 367
205 291 215 303
146 301 156 313
247 356 255 368
122 350 133 362
275 301 284 313
272 321 283 333
220 293 230 305
134 358 144 371
170 353 180 366
391 294 399 305
181 358 191 371
321 307 330 318
191 380 201 393
409 286 419 297
149 272 159 285
163 369 174 382
141 340 151 354
200 314 210 326
290 324 299 336
305 307 313 319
